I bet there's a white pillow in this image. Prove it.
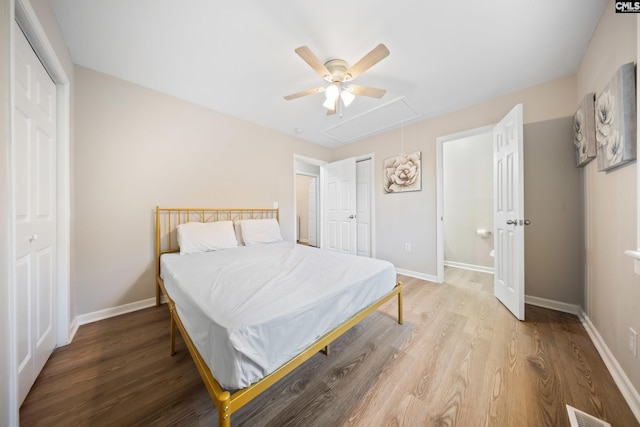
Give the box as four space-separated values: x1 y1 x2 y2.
177 221 238 255
239 218 283 245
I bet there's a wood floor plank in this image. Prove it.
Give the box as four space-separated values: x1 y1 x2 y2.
20 268 639 426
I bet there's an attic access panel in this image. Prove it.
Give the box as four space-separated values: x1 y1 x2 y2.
322 97 420 144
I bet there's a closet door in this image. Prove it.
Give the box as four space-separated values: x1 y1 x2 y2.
322 158 357 255
13 24 57 405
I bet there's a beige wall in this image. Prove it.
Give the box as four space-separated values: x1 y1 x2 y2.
333 75 577 278
577 3 640 391
443 132 494 269
73 66 332 314
523 117 582 304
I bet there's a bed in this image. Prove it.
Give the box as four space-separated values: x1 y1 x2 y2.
155 207 403 426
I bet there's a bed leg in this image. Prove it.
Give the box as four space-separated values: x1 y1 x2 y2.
321 344 330 356
156 283 161 306
170 316 176 356
218 391 231 427
397 284 404 325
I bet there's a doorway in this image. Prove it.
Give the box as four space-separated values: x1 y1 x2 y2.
436 105 526 321
295 174 319 247
443 131 494 273
294 156 323 247
436 125 494 282
293 154 375 257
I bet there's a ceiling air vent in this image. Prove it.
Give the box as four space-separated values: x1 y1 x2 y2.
322 96 420 144
566 405 611 427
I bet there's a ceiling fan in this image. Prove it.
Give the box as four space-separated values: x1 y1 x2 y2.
284 44 390 115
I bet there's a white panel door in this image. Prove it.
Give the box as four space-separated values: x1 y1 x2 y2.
308 177 318 247
322 158 356 254
356 159 372 257
493 104 525 320
14 24 57 405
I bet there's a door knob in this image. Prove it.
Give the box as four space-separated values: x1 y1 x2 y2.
506 220 517 225
29 234 38 242
348 215 356 219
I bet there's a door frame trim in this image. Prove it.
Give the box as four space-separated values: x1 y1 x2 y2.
10 1 71 422
436 124 494 283
295 173 318 245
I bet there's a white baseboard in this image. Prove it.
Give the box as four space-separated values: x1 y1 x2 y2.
395 268 439 283
444 260 494 274
67 318 79 344
524 295 580 315
578 309 640 422
76 296 164 326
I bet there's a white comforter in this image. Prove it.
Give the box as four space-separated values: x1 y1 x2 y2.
160 242 396 389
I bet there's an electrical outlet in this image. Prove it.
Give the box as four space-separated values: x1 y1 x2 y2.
404 243 411 252
629 327 637 358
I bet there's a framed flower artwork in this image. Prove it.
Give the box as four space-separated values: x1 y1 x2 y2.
595 62 636 172
573 93 596 167
383 151 421 193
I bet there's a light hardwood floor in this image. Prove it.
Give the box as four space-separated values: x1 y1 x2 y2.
20 268 638 426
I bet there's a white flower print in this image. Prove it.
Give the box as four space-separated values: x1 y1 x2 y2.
595 91 615 147
384 152 421 193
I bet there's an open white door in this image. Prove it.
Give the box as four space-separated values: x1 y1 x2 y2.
322 158 357 255
493 104 525 320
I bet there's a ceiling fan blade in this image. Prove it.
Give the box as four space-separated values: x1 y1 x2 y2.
346 44 390 80
295 46 331 80
284 87 326 100
348 85 386 99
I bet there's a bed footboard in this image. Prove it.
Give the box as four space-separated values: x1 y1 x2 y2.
158 275 402 427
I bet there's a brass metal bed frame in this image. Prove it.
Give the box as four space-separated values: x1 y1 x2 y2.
154 206 403 427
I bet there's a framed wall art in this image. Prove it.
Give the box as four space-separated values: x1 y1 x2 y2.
573 93 596 167
383 151 421 193
595 62 636 172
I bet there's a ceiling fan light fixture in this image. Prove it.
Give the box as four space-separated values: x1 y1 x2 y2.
340 89 355 107
285 44 390 113
325 84 339 101
323 97 336 110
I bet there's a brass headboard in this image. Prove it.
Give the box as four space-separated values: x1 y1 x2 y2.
154 207 280 303
155 207 279 255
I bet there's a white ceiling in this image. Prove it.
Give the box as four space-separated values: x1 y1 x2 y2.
50 0 607 148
